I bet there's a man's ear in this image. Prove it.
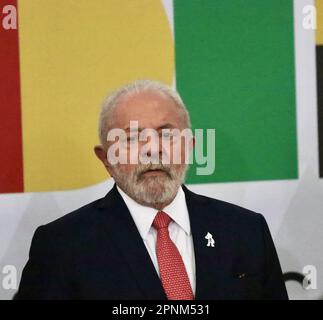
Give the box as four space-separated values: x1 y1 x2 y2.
94 145 110 172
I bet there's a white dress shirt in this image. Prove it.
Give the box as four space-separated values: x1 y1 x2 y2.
116 185 196 295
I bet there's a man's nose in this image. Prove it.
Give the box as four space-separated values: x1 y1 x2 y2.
144 134 162 158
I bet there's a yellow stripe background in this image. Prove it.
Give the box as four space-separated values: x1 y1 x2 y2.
317 0 323 45
18 0 173 191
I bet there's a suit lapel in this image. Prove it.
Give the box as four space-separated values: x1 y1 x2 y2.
98 184 167 300
183 185 224 299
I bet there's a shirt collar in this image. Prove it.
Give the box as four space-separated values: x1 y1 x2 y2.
116 185 191 240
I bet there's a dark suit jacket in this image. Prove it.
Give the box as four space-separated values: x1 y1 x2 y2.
15 184 288 300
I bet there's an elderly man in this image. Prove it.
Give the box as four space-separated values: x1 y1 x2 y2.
15 80 288 300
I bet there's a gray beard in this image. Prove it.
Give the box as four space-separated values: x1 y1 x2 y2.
112 164 188 207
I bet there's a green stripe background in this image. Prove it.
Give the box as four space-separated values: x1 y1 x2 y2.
174 0 298 183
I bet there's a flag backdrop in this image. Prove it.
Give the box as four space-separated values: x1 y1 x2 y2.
0 0 322 299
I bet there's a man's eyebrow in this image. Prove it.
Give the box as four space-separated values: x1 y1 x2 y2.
124 127 141 132
157 123 176 130
123 123 176 132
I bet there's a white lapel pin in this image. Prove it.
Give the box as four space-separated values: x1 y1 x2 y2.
205 232 215 247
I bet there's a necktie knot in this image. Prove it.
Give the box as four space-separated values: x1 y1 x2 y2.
152 211 172 230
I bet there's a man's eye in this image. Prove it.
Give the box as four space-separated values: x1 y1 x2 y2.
161 132 172 139
127 135 137 142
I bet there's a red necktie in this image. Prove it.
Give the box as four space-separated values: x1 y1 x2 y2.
152 211 194 300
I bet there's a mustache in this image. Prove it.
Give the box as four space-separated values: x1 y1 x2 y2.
136 163 172 179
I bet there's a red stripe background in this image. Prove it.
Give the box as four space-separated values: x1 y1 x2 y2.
0 0 23 193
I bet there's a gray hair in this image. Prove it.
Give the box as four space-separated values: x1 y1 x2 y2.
98 79 191 146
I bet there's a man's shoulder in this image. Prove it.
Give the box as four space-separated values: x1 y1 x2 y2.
184 186 269 249
35 195 107 239
183 185 265 226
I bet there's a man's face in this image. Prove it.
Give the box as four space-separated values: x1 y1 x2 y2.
104 90 192 208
